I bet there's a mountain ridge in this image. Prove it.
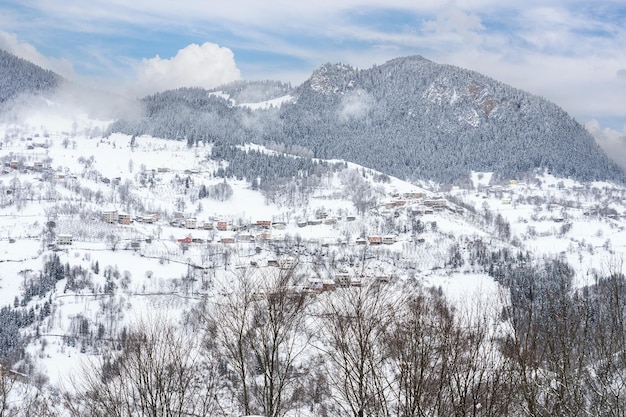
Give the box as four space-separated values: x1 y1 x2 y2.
0 48 623 185
281 55 623 184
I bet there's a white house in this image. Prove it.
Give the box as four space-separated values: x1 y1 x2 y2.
57 234 73 245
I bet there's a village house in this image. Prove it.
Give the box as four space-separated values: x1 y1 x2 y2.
423 199 447 208
185 218 197 229
273 221 286 230
102 210 118 224
118 213 131 225
382 235 397 245
368 236 383 245
334 273 351 288
237 233 255 242
217 221 228 231
407 191 427 199
257 220 272 229
57 234 73 245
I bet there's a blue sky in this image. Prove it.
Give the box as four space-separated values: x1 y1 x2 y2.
1 0 625 133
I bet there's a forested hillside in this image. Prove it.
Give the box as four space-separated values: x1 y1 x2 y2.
0 49 61 105
281 56 624 184
106 56 625 185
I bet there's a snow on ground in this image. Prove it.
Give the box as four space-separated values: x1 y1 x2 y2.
238 94 294 110
470 171 493 188
3 110 626 401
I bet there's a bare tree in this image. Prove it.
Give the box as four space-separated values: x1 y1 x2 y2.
439 296 515 417
248 266 311 417
582 270 626 417
0 367 18 417
499 259 591 416
203 268 257 415
0 367 60 417
203 265 310 417
385 288 453 417
315 282 397 417
106 233 121 251
383 286 514 417
63 316 220 417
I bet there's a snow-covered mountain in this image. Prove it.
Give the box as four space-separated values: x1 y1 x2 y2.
105 55 625 185
2 49 626 416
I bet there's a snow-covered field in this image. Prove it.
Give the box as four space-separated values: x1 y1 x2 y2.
3 107 626 415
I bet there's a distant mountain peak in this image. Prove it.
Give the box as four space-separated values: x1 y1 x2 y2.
307 62 358 95
106 54 624 185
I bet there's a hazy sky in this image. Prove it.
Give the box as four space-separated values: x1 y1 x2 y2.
1 0 625 132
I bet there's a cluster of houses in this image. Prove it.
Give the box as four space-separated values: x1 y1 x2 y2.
51 186 452 250
102 210 138 225
382 192 450 216
1 159 46 175
95 189 453 248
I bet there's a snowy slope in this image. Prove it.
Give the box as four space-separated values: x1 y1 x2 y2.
3 108 626 414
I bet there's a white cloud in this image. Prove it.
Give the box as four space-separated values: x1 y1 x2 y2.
423 2 484 43
0 30 74 76
133 42 241 96
586 119 626 169
339 89 375 121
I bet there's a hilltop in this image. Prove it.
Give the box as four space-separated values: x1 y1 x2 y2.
105 55 625 184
